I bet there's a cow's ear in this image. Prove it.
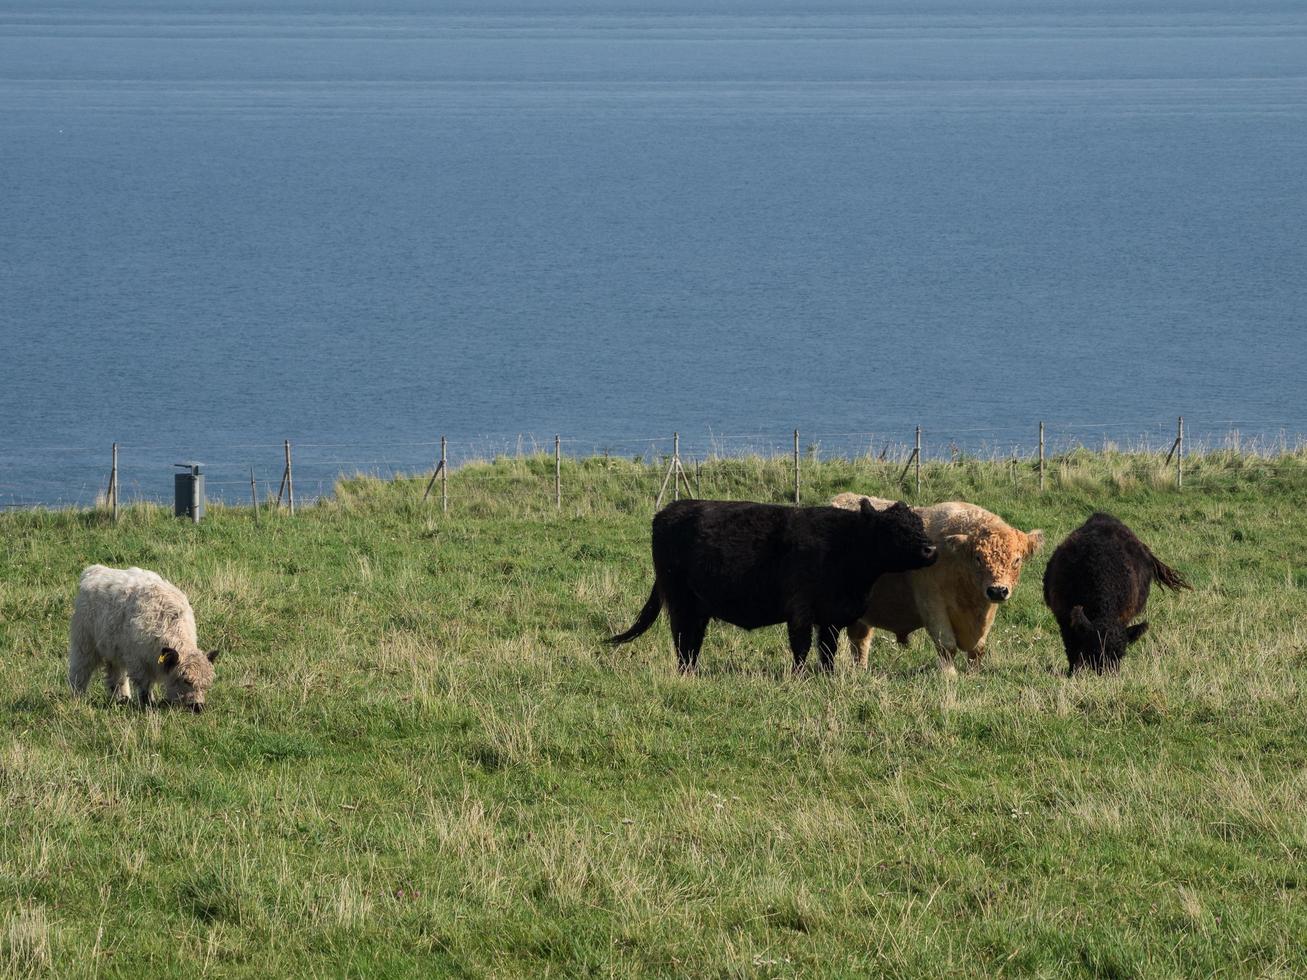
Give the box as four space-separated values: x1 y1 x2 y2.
859 498 878 518
942 533 969 554
206 649 221 664
159 648 180 671
1070 606 1092 631
1025 529 1045 555
1125 621 1149 645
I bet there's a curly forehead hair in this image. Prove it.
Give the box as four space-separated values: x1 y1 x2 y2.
170 652 215 690
971 525 1028 571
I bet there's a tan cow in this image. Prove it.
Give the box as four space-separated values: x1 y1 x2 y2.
831 493 1044 675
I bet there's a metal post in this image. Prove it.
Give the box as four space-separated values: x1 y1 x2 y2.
915 426 921 496
441 436 448 513
555 434 561 510
110 443 118 522
284 440 295 516
1177 416 1184 489
793 428 800 505
676 433 682 501
1038 421 1045 492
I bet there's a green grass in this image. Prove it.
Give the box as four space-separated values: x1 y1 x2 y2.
2 450 1306 977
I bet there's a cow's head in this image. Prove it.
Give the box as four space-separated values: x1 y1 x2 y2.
158 647 220 713
943 523 1043 605
860 498 938 572
1064 606 1147 674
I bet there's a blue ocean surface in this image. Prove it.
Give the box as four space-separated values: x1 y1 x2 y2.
2 1 1305 504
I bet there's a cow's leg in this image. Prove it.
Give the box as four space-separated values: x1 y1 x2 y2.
662 586 708 674
965 641 987 671
128 669 154 709
787 617 813 673
928 626 960 677
68 643 99 696
103 664 132 703
1058 623 1082 676
816 624 841 672
915 598 960 677
672 615 709 674
846 619 874 668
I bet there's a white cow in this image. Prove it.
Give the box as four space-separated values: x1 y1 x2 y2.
68 565 219 712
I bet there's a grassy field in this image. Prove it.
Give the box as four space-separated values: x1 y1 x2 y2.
1 450 1305 977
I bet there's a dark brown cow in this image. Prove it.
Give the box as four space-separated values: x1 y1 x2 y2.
608 498 938 673
1043 512 1191 674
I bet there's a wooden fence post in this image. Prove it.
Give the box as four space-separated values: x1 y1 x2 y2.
915 426 921 496
793 428 800 505
1038 421 1045 492
250 467 259 524
110 443 119 522
1177 416 1184 489
441 436 448 513
555 435 561 510
284 440 295 515
655 432 684 510
673 432 681 502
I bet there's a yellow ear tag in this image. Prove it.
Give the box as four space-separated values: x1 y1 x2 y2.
158 653 167 665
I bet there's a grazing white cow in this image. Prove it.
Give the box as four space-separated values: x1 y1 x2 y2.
68 565 219 712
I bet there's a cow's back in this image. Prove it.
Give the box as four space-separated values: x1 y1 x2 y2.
74 564 197 653
1044 514 1152 624
652 501 797 627
652 500 870 629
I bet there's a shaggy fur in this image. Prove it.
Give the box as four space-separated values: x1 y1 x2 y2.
831 493 1044 675
68 565 219 711
1042 512 1192 675
609 498 938 673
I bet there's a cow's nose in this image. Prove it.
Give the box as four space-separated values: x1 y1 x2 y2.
987 585 1010 602
921 544 937 562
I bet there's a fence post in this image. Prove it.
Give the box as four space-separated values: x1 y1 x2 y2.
1038 421 1045 492
110 443 119 522
249 467 259 524
441 436 448 513
793 428 800 505
915 426 921 496
555 434 561 510
1177 416 1184 489
284 440 295 516
673 432 681 502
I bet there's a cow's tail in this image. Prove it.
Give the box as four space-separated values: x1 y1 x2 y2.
1151 553 1192 591
608 585 662 645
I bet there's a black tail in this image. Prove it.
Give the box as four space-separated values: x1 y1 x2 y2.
1151 554 1192 591
608 585 662 645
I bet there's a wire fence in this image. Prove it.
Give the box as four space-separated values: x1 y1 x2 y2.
2 416 1306 514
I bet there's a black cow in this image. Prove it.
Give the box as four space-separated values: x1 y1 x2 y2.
1043 512 1192 675
608 498 938 673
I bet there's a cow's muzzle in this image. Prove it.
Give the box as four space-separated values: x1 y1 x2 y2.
986 585 1010 602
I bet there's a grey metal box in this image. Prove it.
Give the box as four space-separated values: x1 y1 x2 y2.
174 463 204 522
